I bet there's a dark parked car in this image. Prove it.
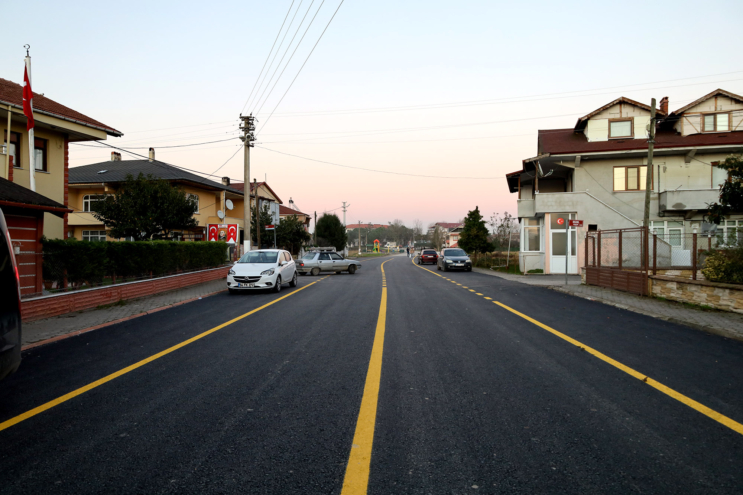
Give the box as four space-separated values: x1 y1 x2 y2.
418 249 438 265
0 209 22 381
437 248 472 272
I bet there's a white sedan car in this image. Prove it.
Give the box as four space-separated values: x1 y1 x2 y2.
227 249 297 294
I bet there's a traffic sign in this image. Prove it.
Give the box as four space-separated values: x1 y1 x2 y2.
569 220 584 227
265 225 275 230
556 217 565 225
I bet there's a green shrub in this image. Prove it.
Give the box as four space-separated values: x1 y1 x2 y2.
702 248 743 284
42 239 228 287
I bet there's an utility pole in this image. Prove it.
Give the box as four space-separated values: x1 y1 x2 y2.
643 99 656 230
341 202 350 256
313 211 317 246
358 220 361 256
254 178 260 250
239 114 256 253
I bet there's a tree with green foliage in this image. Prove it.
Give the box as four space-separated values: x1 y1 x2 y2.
251 203 275 248
277 215 311 255
315 213 347 251
706 154 743 225
93 173 198 241
458 206 494 254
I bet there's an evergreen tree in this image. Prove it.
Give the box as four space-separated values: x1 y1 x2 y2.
458 206 494 253
315 213 348 251
706 155 743 225
276 215 311 254
251 203 275 248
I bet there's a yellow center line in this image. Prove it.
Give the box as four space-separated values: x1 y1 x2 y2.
342 259 392 494
0 276 330 433
476 293 483 296
412 256 743 437
484 297 492 300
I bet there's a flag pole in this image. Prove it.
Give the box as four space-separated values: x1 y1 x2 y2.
23 45 35 192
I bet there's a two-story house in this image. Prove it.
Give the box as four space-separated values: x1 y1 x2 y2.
507 89 743 275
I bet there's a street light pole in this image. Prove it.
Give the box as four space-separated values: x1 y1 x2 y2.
240 114 256 253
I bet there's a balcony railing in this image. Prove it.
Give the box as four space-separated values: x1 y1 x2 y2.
659 189 719 212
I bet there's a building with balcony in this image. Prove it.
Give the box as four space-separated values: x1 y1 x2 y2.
506 89 743 274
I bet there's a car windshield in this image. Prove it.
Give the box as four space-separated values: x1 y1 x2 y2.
301 253 316 260
238 251 278 264
445 249 466 257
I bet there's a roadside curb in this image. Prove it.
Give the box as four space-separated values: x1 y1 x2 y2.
547 285 742 342
21 289 227 351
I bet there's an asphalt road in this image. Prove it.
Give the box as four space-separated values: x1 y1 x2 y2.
1 254 742 494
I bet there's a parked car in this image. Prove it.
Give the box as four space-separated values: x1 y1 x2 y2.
227 249 297 294
297 250 362 275
437 248 472 272
418 249 438 265
0 209 22 381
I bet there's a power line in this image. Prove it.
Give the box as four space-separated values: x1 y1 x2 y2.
71 137 239 150
256 145 504 179
246 0 306 112
257 0 345 133
211 145 244 175
241 0 297 114
252 0 322 116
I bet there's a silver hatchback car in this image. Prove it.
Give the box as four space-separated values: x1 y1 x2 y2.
297 250 362 276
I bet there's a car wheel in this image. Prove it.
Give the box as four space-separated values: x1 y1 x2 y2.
299 272 307 276
443 264 448 272
290 271 298 287
348 265 357 274
466 266 472 272
274 276 282 293
311 267 320 276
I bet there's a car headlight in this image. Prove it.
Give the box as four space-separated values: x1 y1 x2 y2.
446 259 452 263
229 269 236 275
261 268 275 276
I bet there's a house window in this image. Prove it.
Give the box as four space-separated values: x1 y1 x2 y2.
33 138 47 172
717 220 741 246
703 113 730 132
83 194 107 212
614 166 651 191
188 193 199 214
82 230 107 242
523 218 541 252
4 131 20 168
609 119 633 138
651 221 684 247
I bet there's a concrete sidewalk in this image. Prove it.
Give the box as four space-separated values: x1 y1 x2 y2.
22 279 227 348
473 267 743 341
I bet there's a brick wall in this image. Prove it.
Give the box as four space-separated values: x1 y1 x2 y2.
21 266 229 322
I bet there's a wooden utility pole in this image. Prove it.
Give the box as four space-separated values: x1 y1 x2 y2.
240 114 256 252
643 99 656 229
254 178 260 250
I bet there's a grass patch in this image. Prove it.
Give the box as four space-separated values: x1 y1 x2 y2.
97 299 127 310
652 295 719 312
527 269 544 274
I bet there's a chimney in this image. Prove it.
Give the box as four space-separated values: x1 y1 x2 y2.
149 147 155 162
659 96 669 115
222 176 230 186
110 152 121 161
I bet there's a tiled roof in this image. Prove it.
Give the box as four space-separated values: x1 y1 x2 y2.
279 205 308 216
0 176 70 217
230 181 283 204
538 128 743 155
669 88 743 116
575 96 666 130
0 77 122 137
69 160 243 194
435 222 462 229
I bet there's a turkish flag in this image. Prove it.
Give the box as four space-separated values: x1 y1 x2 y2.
23 66 34 130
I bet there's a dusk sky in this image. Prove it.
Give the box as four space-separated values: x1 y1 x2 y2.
5 0 743 228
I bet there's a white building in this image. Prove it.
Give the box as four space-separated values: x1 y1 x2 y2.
507 89 743 274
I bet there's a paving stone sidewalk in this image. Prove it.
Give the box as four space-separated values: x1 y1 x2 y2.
473 267 743 341
22 279 227 347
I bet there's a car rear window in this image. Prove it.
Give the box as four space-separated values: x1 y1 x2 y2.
301 253 316 260
422 250 436 255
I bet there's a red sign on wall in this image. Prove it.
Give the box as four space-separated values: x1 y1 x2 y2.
569 220 584 227
556 217 565 225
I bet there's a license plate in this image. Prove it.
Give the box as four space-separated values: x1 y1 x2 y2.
238 283 255 288
455 264 463 267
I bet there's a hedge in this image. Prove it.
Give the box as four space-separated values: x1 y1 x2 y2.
42 239 229 287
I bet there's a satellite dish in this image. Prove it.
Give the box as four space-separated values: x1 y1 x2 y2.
225 199 234 210
217 210 225 220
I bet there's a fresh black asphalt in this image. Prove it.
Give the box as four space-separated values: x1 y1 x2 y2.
0 255 742 494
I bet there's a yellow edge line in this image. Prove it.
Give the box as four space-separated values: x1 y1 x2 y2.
0 276 329 433
411 256 743 437
341 259 391 494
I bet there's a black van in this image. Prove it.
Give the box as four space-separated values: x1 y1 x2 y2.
0 208 22 381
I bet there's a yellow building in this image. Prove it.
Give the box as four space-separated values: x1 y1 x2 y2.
1 77 122 239
68 151 283 243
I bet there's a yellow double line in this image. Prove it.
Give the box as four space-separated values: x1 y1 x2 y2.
341 259 391 494
412 258 743 437
0 277 329 433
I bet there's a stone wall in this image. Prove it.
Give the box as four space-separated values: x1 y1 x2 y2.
650 275 743 314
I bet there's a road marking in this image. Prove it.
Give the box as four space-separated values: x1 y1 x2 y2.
476 293 483 296
341 259 392 494
0 277 329 433
411 256 743 437
484 297 492 300
492 301 743 436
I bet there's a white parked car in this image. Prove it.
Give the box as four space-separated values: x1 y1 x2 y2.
227 249 297 294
